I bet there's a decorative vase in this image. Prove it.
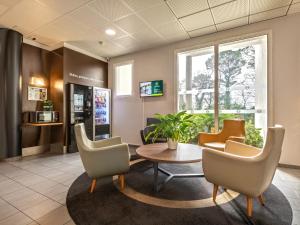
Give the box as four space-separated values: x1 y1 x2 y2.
167 138 178 150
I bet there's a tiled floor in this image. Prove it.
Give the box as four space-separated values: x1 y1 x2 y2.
0 152 300 225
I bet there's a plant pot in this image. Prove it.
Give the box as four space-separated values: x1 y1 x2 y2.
167 139 178 150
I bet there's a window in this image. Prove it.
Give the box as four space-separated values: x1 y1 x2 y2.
177 35 267 139
115 62 133 96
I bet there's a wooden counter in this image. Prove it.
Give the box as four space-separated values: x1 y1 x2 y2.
23 122 63 127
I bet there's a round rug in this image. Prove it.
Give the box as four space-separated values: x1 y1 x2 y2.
66 160 293 225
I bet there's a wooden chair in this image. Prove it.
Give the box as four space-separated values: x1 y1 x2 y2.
198 119 245 151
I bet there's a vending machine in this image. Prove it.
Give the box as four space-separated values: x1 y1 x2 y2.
67 84 111 153
93 87 111 140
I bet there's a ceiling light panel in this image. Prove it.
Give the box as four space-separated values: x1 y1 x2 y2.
137 3 177 28
188 25 217 38
250 0 292 14
288 3 300 15
249 6 288 23
0 0 60 32
122 0 163 11
167 0 209 18
115 14 148 34
211 0 249 24
216 16 248 31
88 0 133 22
179 10 214 31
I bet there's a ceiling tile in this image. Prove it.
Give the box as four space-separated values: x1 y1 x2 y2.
0 0 60 32
35 0 89 14
70 6 127 39
288 3 300 15
114 14 147 34
208 0 233 7
71 6 110 30
216 16 248 31
249 6 288 23
179 10 214 31
132 27 163 43
188 25 216 38
211 0 249 24
122 0 163 11
250 0 292 14
0 0 22 8
0 4 8 15
155 20 188 38
167 0 209 18
88 0 133 22
113 35 139 48
137 3 177 28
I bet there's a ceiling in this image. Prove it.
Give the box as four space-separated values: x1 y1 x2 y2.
0 0 299 58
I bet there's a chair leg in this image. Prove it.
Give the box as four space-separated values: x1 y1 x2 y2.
258 194 265 206
246 196 253 217
119 174 125 191
213 184 219 202
90 179 97 193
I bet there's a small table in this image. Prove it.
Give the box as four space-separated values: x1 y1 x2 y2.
136 143 204 192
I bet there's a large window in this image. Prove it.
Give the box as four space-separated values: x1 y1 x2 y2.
115 62 133 96
177 35 267 139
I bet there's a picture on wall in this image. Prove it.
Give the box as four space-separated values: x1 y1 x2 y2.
28 86 47 101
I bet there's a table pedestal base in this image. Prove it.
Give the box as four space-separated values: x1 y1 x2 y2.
153 162 205 192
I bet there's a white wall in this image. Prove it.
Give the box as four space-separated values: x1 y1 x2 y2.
108 13 300 166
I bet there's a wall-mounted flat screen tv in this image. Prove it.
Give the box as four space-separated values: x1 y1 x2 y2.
140 80 163 97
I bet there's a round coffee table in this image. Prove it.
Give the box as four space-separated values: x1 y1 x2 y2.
136 143 204 192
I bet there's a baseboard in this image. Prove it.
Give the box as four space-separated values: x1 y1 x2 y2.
278 163 300 169
22 145 50 157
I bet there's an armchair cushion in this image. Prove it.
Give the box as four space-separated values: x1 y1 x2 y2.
203 142 225 151
225 140 261 157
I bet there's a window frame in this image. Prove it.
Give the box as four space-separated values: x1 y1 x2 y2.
174 31 273 130
113 60 134 97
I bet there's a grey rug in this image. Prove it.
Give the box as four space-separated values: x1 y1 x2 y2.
66 160 293 225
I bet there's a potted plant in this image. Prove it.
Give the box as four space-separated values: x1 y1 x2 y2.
43 100 53 111
145 111 196 149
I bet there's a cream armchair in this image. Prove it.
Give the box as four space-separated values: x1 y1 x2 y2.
202 125 285 217
74 123 130 193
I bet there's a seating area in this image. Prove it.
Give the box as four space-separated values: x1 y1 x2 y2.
0 1 300 225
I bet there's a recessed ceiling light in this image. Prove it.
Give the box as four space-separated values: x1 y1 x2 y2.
105 29 116 36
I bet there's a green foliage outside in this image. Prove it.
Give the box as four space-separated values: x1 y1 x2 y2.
245 120 264 148
146 111 264 148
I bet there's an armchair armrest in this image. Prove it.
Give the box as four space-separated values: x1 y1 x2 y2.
92 136 122 148
225 140 261 157
198 132 220 145
227 136 245 143
81 143 130 178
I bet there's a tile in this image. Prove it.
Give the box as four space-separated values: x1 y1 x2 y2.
0 199 19 221
0 174 9 183
36 206 71 225
23 199 61 220
2 188 48 211
0 212 33 225
179 10 214 31
12 174 48 187
29 180 58 193
0 180 24 197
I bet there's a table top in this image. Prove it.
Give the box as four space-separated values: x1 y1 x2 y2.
136 143 202 164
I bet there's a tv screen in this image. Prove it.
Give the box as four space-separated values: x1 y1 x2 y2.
140 80 163 97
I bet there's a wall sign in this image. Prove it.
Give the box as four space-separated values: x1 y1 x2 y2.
28 86 47 101
69 73 104 84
